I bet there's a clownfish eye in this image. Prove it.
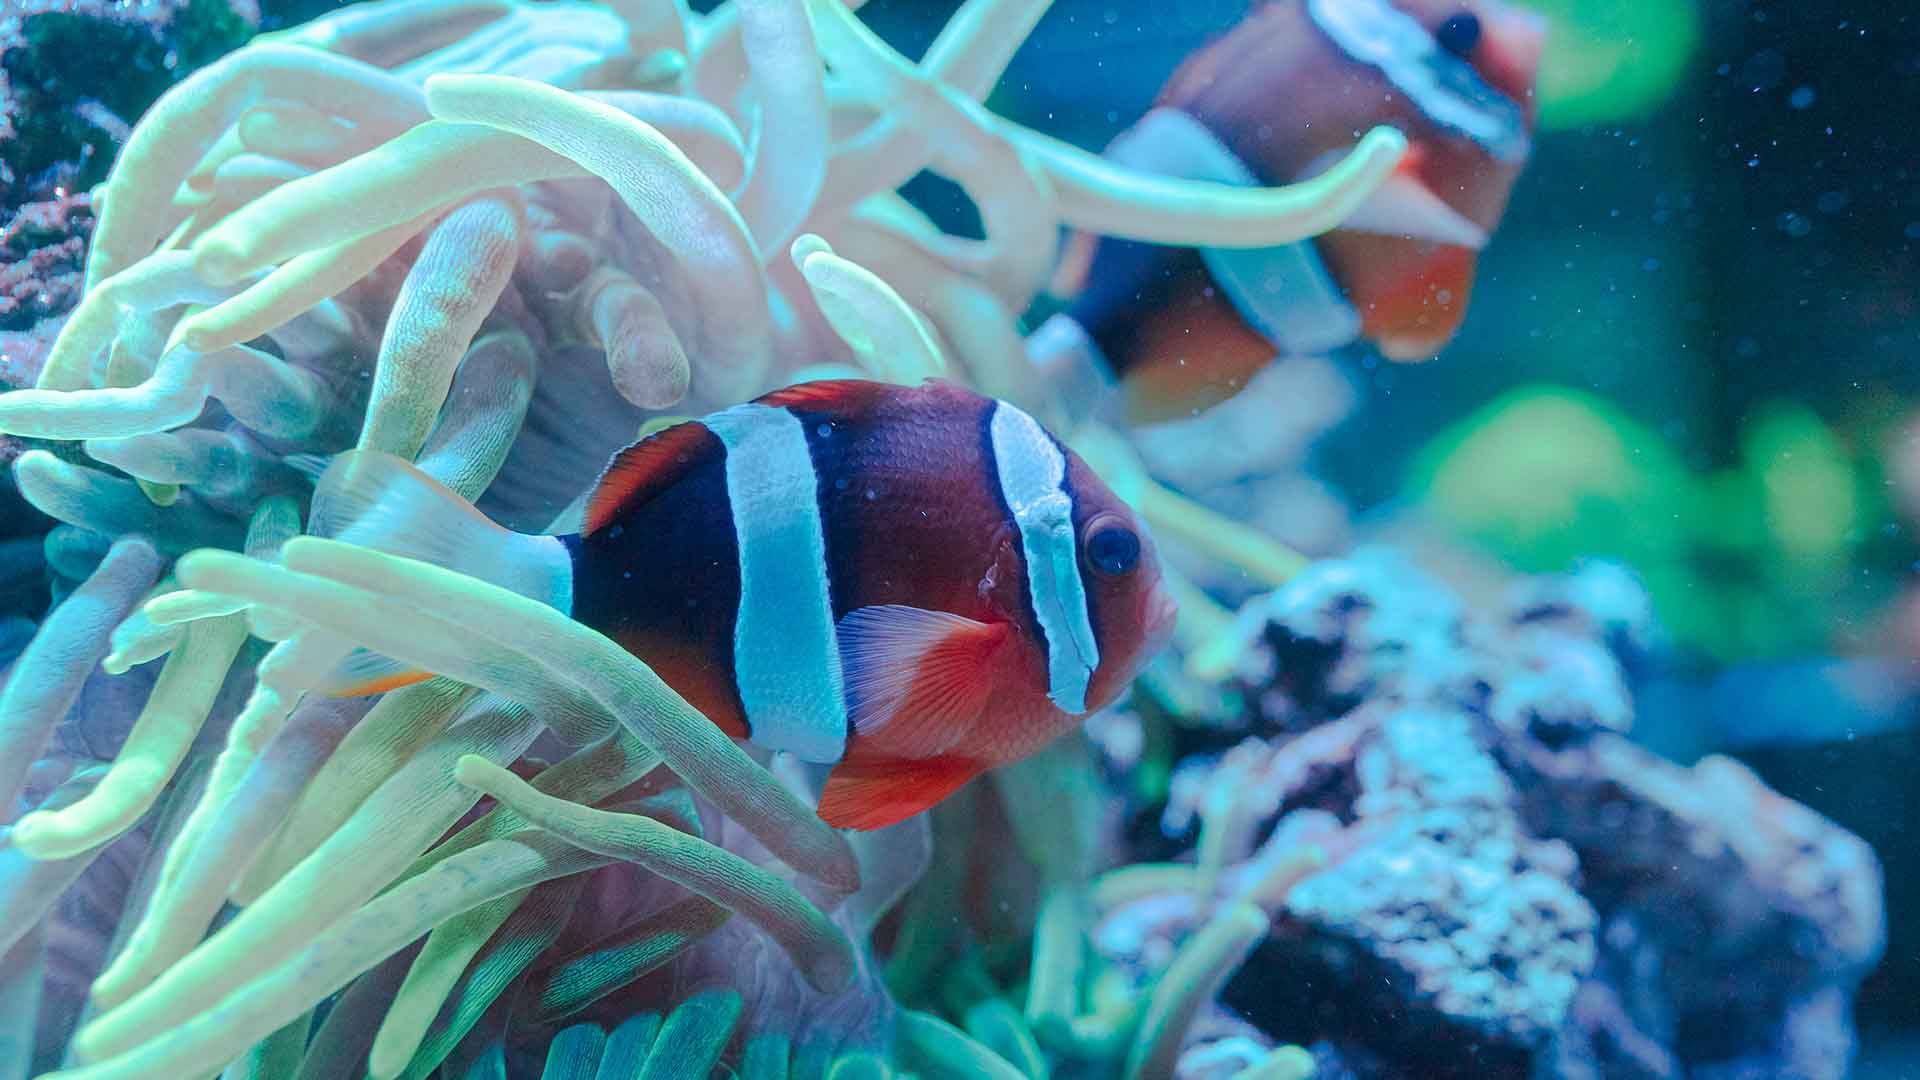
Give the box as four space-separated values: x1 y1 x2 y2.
1435 11 1482 57
1083 518 1141 578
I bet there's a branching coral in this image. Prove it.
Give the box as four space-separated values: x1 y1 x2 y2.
0 0 1412 1074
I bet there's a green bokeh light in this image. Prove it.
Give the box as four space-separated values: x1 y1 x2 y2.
1511 0 1701 129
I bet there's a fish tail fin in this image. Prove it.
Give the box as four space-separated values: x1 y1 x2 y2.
310 449 574 615
304 450 574 697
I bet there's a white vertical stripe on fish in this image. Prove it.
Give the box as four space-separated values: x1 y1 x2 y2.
1306 0 1530 163
704 403 848 763
1106 108 1366 352
988 400 1098 714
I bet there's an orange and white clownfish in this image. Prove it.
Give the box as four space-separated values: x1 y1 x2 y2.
310 379 1179 831
1032 0 1545 423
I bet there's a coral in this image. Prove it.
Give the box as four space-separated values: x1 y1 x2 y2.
0 190 89 333
0 0 1414 1075
0 0 257 208
1091 552 1884 1079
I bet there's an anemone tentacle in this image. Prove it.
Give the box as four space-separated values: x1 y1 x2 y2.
0 0 1412 1071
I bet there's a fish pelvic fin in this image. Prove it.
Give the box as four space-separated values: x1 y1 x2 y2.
817 754 983 831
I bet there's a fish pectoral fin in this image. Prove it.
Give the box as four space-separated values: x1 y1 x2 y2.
837 605 1011 759
816 754 983 831
1341 163 1490 249
321 648 435 698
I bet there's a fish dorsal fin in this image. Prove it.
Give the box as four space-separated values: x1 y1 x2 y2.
755 378 897 414
837 604 1011 760
585 421 718 536
817 754 983 831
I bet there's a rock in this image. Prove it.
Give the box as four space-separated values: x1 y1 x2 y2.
1497 731 1884 1080
1504 560 1665 678
1219 709 1596 1079
1222 548 1489 733
0 0 257 210
0 189 88 334
1136 551 1886 1079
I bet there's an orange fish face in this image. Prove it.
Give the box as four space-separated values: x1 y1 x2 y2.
1360 0 1545 228
1161 0 1543 232
1230 0 1542 360
1066 451 1179 715
1301 0 1543 358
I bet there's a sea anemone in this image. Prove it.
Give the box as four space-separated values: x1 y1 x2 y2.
0 0 1408 1075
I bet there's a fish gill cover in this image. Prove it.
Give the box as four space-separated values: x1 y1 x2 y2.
0 0 1897 1079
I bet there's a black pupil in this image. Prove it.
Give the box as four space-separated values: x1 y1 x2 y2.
1087 527 1141 576
1435 12 1482 57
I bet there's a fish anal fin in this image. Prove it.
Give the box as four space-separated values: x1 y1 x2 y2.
1319 232 1476 360
817 754 983 831
586 421 719 535
838 605 1010 760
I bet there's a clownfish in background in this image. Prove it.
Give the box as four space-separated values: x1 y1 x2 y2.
313 380 1179 831
1031 0 1546 424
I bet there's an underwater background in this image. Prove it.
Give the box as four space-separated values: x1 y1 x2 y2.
0 0 1915 1077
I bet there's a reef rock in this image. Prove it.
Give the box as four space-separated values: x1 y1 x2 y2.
0 0 256 210
1201 705 1595 1078
1219 547 1489 731
1 0 256 377
0 189 88 338
1140 553 1885 1079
